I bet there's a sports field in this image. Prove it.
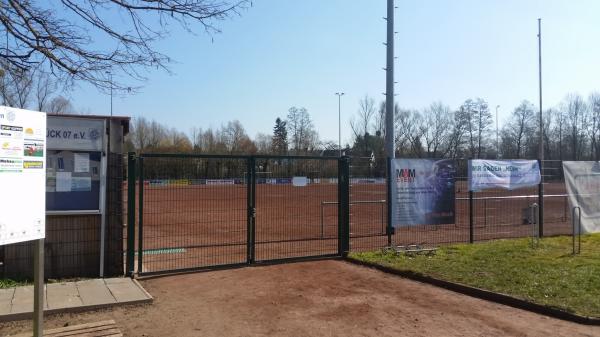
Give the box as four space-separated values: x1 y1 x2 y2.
128 179 572 275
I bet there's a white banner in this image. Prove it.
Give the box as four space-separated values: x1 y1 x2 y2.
0 106 46 245
468 159 540 192
563 161 600 234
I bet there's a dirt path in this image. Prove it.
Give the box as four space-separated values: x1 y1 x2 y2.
2 260 599 337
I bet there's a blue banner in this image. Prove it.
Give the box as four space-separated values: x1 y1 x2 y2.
391 159 455 226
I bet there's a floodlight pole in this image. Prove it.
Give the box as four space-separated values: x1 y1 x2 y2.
537 18 544 237
335 92 345 157
385 0 395 246
496 105 500 158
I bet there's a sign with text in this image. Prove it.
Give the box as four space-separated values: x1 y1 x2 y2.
468 159 541 192
0 106 46 245
47 117 103 151
391 159 455 226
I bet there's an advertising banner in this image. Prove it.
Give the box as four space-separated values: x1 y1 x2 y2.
391 159 455 226
563 161 600 234
468 159 541 192
0 106 46 245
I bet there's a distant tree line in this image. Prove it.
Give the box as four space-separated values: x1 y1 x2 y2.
127 106 333 156
348 92 600 161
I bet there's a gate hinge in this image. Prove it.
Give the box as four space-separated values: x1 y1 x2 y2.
251 207 256 218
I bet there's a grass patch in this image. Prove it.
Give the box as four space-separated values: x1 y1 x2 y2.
350 234 600 317
0 278 29 289
0 277 90 289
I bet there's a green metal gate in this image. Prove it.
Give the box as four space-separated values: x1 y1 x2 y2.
125 153 349 276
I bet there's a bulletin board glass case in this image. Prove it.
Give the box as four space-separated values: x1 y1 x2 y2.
46 150 102 211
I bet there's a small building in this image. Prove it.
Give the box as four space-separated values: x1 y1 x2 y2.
1 114 130 279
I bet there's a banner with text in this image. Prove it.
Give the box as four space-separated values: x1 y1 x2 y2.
563 161 600 234
391 159 455 226
468 159 541 192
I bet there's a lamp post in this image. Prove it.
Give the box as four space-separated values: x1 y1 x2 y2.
496 105 500 158
106 71 113 116
335 92 345 157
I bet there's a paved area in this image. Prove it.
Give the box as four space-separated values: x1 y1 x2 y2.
0 278 152 322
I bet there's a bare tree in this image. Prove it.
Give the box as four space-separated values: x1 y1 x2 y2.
350 94 376 141
286 107 317 154
588 92 600 160
131 116 150 151
562 93 588 160
46 96 74 114
504 100 536 158
254 133 272 154
423 101 451 157
460 98 491 158
36 72 55 111
0 62 34 108
0 1 249 91
395 108 425 157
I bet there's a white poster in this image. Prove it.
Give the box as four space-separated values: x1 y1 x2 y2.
74 153 90 173
563 161 600 234
292 176 308 187
469 159 541 192
0 106 46 246
56 171 72 192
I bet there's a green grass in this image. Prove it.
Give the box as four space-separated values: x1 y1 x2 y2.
350 234 600 317
0 277 89 289
0 278 29 289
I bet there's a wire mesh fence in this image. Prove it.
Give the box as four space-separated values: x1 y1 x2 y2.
348 158 572 253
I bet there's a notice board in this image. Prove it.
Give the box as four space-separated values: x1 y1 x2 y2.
0 106 46 245
45 116 105 212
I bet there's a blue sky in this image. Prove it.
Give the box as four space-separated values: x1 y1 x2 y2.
69 0 600 146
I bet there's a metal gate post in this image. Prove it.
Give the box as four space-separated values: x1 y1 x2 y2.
137 156 144 275
469 190 474 243
247 156 256 264
126 152 136 277
538 159 544 238
338 156 350 256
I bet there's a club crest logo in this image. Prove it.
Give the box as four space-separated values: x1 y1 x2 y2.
88 128 100 140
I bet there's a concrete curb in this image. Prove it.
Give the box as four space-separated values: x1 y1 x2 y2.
0 280 153 323
344 257 600 326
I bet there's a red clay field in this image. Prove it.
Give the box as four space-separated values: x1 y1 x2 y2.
129 180 572 274
2 260 598 337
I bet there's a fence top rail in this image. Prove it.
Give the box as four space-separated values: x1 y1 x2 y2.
138 153 341 161
457 194 568 201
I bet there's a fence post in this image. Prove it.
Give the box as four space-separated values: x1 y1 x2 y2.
126 152 136 277
247 156 256 264
469 190 474 243
386 157 395 246
538 159 544 237
338 156 350 257
137 156 144 275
